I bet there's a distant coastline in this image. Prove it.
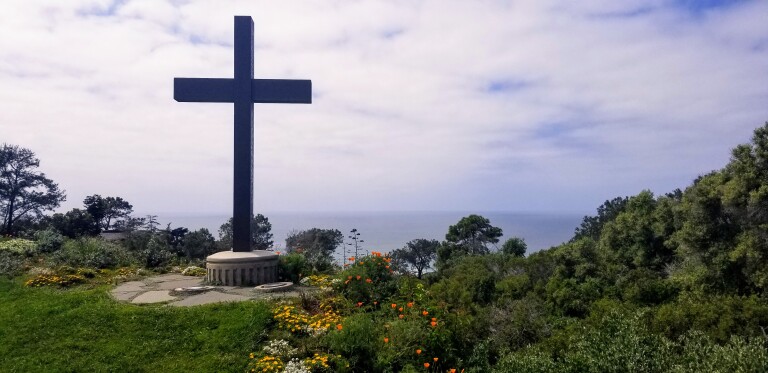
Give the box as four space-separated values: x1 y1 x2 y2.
150 211 585 255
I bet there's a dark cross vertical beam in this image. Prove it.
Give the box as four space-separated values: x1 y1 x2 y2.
173 16 311 253
232 16 255 252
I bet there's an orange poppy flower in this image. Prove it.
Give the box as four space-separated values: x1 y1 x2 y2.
383 337 389 343
348 257 355 261
391 303 397 309
366 278 372 283
356 275 361 280
398 307 403 312
431 317 437 322
431 321 437 327
450 369 456 373
423 363 430 368
422 311 429 316
433 357 439 362
357 302 363 307
336 324 343 330
399 314 404 319
407 302 414 307
416 349 422 355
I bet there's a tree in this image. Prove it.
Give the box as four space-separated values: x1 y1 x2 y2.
572 196 629 241
181 228 216 260
218 214 273 250
391 239 439 279
501 237 527 257
285 228 343 271
0 144 66 235
46 208 100 238
83 194 133 231
163 224 189 256
445 214 503 254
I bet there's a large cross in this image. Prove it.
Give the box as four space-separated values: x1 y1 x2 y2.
174 16 311 252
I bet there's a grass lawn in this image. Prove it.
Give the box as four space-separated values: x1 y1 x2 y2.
0 279 272 372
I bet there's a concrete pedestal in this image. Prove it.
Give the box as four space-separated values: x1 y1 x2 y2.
205 250 279 286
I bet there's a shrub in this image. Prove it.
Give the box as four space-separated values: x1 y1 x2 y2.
0 238 36 256
336 253 397 305
137 235 175 268
651 293 768 343
279 253 311 283
24 274 86 287
0 251 24 278
181 266 206 276
51 237 134 269
34 228 64 254
324 313 379 370
487 296 552 352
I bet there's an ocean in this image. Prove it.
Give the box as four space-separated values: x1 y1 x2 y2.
156 211 585 256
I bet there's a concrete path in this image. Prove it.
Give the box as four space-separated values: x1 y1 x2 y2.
110 273 309 307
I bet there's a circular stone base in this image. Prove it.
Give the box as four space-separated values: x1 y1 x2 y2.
254 282 294 293
206 250 279 286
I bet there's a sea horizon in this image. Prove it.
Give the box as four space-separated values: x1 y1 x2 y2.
145 211 587 256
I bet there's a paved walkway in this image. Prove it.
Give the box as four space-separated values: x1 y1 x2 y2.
110 273 307 307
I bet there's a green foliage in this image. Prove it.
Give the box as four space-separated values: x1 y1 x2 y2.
218 214 274 250
285 228 343 272
650 293 768 343
279 253 311 283
34 228 64 254
572 196 629 241
544 238 608 316
181 228 216 260
0 238 36 256
487 296 552 352
139 235 175 268
0 143 66 235
83 194 133 231
501 236 527 257
52 237 135 269
495 309 768 373
336 254 397 305
46 208 100 238
324 313 380 370
432 254 504 311
445 214 503 254
390 239 439 279
0 251 23 278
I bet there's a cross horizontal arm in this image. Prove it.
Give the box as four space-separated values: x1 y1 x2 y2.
174 78 233 102
251 79 312 104
174 78 312 104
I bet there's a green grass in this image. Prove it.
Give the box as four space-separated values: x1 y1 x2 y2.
0 279 272 372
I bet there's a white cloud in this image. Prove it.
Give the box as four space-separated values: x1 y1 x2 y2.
0 0 766 215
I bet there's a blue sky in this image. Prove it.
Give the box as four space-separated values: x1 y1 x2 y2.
0 0 767 215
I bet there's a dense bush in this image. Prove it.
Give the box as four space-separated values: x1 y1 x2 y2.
494 309 768 373
335 253 397 305
0 250 24 278
279 253 311 283
34 228 64 254
0 238 36 256
51 237 134 269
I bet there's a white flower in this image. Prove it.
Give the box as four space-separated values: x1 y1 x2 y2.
282 359 310 373
263 339 297 357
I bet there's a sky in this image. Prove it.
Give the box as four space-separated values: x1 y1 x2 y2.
1 0 767 216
